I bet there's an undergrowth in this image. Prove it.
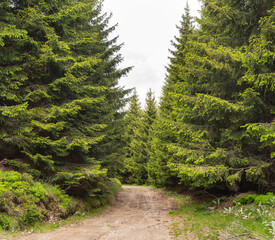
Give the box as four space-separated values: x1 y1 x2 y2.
0 170 121 236
167 190 275 240
235 192 275 205
0 171 77 231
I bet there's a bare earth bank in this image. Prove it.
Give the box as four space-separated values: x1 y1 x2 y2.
14 186 177 240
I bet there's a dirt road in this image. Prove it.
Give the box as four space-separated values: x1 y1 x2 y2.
15 186 177 240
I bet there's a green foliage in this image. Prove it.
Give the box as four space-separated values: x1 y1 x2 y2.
0 0 130 220
122 91 146 183
0 170 120 231
50 165 121 209
147 1 275 191
0 171 76 230
167 190 275 239
18 207 43 227
235 193 275 205
235 195 256 205
0 214 13 230
122 89 158 184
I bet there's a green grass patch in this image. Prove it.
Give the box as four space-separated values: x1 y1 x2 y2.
167 191 275 239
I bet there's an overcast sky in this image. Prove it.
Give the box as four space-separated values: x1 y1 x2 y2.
102 0 201 106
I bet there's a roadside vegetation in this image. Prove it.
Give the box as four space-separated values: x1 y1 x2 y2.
0 171 76 231
167 190 275 239
0 170 121 238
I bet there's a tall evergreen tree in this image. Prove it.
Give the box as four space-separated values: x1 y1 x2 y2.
143 89 158 183
122 89 158 184
198 0 274 46
122 90 145 183
143 89 158 147
149 1 275 191
0 0 131 196
148 3 198 187
241 6 275 190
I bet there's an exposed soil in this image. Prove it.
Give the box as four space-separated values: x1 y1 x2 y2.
13 186 178 240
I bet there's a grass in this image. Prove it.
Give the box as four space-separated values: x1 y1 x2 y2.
165 190 275 240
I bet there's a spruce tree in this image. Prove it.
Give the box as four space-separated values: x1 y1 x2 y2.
143 89 158 183
240 6 275 189
0 0 131 196
122 89 157 184
148 3 198 187
149 1 275 190
122 90 145 183
144 89 158 127
143 89 158 149
198 0 275 46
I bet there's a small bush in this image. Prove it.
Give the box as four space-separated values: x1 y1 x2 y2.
235 193 275 205
0 214 14 230
254 193 275 205
18 207 43 227
235 195 256 204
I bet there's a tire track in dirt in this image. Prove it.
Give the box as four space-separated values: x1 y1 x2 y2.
14 186 177 240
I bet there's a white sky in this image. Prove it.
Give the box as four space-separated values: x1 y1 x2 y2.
102 0 201 106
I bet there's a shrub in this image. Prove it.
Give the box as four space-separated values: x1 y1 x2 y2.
18 207 43 227
235 193 275 205
0 214 14 230
254 193 275 205
235 195 256 204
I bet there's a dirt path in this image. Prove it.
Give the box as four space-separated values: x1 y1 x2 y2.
14 186 177 240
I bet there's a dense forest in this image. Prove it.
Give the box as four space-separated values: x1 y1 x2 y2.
150 0 275 192
0 0 274 230
127 0 275 193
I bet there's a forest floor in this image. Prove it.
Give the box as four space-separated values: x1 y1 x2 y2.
12 186 178 240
